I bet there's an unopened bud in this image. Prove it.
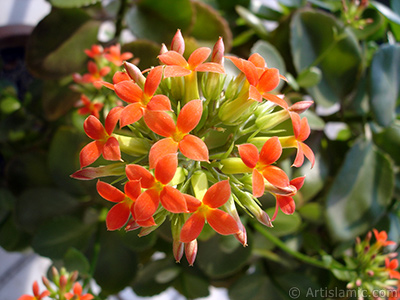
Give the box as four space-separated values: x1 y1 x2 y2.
51 266 59 282
255 109 289 132
288 100 313 114
138 213 167 237
212 37 224 65
220 157 252 174
365 231 372 242
171 29 185 55
124 61 145 88
69 271 79 284
42 276 53 291
356 236 361 244
367 270 374 277
71 162 126 180
59 275 68 290
235 223 248 247
173 240 184 263
356 279 362 287
125 219 140 231
185 240 198 266
159 43 168 55
113 134 150 156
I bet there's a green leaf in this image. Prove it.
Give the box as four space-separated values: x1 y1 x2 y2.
0 97 21 114
326 139 394 241
265 208 302 237
121 40 160 71
373 121 400 165
126 0 192 44
118 230 157 251
50 0 101 8
15 188 81 233
32 217 95 259
296 66 322 88
290 9 362 108
63 247 91 276
298 203 323 223
369 44 400 127
26 8 100 79
0 215 31 251
250 40 286 76
249 2 283 21
173 272 210 299
371 1 400 25
196 234 252 278
0 188 15 223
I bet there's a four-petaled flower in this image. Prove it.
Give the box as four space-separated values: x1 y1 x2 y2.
84 44 103 59
76 94 103 119
238 137 290 197
18 281 50 300
386 258 400 280
79 107 123 168
180 180 240 243
289 115 315 168
65 282 94 300
145 99 209 169
113 66 172 127
126 154 188 222
374 229 396 247
76 61 111 89
104 44 133 66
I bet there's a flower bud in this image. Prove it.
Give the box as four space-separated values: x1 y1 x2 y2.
42 276 53 292
220 157 252 174
185 240 198 266
173 240 184 263
71 162 126 180
224 73 245 100
219 86 256 125
255 109 290 132
191 170 208 199
288 100 313 114
125 219 140 231
171 29 185 55
224 196 247 246
212 37 224 65
69 271 79 284
159 43 168 55
124 61 145 88
113 134 151 156
138 212 167 237
59 275 68 290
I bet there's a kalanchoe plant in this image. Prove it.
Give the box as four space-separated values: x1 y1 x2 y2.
72 29 314 265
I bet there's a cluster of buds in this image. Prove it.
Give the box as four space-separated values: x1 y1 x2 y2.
71 44 136 118
341 0 373 29
72 29 315 265
345 229 400 299
18 267 93 300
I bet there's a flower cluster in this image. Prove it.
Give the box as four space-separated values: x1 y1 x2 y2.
18 267 93 300
344 229 400 299
72 29 315 265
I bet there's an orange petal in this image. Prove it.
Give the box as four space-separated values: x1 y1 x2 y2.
137 217 156 227
120 103 144 127
237 143 259 169
297 117 311 142
188 47 211 68
148 138 178 169
194 62 225 74
113 71 130 84
248 53 266 68
143 110 176 137
290 176 305 191
114 80 143 103
300 142 315 168
183 194 201 213
163 65 191 78
276 195 295 215
160 186 188 213
106 202 130 230
159 51 188 67
104 106 123 135
202 180 230 208
259 136 282 165
84 115 107 140
79 140 103 168
290 112 301 139
249 85 262 102
144 66 163 97
180 212 205 243
177 99 203 134
97 180 126 203
262 93 288 109
262 165 290 188
124 180 142 200
206 209 239 236
242 59 259 86
258 68 280 93
252 169 265 198
125 164 155 188
102 136 121 161
226 56 245 73
292 142 304 168
98 81 115 90
154 153 177 184
147 95 172 111
179 134 209 162
134 189 160 221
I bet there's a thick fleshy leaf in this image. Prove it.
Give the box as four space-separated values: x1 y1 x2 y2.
84 115 106 140
160 186 188 213
143 111 176 137
97 181 126 203
114 81 143 103
120 103 144 127
202 180 230 208
276 195 295 215
144 66 163 97
125 180 142 200
50 0 101 8
258 68 280 93
147 95 172 111
177 100 203 134
79 140 103 168
163 66 192 78
252 169 265 198
180 212 205 243
134 189 160 221
262 165 290 188
154 154 177 184
194 62 225 74
148 138 178 169
206 209 239 235
179 134 209 161
125 165 155 188
105 106 123 135
106 203 131 231
188 47 211 68
259 136 282 165
238 143 259 169
102 137 121 161
183 194 202 213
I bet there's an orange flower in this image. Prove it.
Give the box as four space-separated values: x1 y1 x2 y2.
104 44 133 66
84 44 103 59
99 71 131 90
65 282 94 300
386 258 400 280
158 48 224 78
290 115 315 168
97 180 155 230
113 66 172 127
226 53 286 102
180 180 240 243
76 94 103 119
145 99 209 169
373 229 396 247
78 61 111 89
238 137 290 197
125 154 188 221
79 107 123 168
18 281 49 300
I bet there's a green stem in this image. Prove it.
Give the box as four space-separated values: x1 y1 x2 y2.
253 222 328 269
